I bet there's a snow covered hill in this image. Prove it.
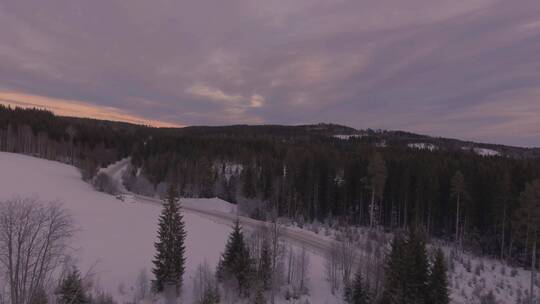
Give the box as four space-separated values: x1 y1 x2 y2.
0 152 339 304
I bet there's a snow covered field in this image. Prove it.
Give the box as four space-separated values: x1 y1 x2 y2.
0 152 338 304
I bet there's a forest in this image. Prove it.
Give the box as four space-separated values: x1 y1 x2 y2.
1 105 540 265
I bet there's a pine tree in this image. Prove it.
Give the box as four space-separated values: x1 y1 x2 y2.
258 237 272 291
381 230 431 304
428 248 450 304
217 220 254 297
56 268 88 304
381 234 407 304
345 268 370 304
152 185 187 295
404 230 429 304
451 171 465 245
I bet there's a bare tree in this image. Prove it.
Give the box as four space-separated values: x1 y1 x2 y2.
0 197 75 304
192 262 219 304
338 233 357 285
367 152 387 229
296 246 310 297
325 241 341 295
269 216 284 304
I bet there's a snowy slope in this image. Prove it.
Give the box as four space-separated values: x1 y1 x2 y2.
0 152 338 304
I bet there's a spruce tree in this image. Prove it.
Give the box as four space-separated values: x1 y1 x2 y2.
428 248 450 304
404 230 429 304
217 220 254 297
152 185 187 294
381 230 430 304
344 268 370 304
56 268 88 304
380 234 407 304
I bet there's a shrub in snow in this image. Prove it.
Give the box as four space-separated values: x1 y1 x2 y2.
475 261 485 276
511 268 518 278
117 282 125 295
479 291 497 304
93 172 119 195
134 268 151 303
89 291 116 304
464 259 472 273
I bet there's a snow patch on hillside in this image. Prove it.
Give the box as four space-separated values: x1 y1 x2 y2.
407 143 438 151
473 147 501 157
333 134 365 140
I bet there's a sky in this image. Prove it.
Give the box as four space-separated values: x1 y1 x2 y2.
0 1 539 147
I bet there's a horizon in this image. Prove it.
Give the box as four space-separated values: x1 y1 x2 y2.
1 1 540 147
3 103 538 149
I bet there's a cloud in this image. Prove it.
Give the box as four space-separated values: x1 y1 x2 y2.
249 95 265 108
0 0 539 146
186 85 243 103
0 91 181 128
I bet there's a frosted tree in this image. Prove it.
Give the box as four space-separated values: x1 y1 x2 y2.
152 185 186 297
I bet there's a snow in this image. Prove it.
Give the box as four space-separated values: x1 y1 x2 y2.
0 152 338 304
333 134 365 140
473 147 501 157
462 147 501 157
407 142 438 151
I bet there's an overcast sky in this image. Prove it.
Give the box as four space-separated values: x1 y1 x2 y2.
1 0 539 146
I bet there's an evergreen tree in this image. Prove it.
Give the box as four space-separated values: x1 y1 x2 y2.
381 234 407 304
152 185 187 294
451 171 465 245
404 230 429 304
217 220 254 297
258 237 272 290
344 268 370 304
428 248 450 304
30 286 48 304
56 268 88 304
381 230 430 304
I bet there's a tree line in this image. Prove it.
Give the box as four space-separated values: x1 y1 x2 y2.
2 107 539 267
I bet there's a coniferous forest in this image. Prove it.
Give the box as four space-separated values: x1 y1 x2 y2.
2 105 540 266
